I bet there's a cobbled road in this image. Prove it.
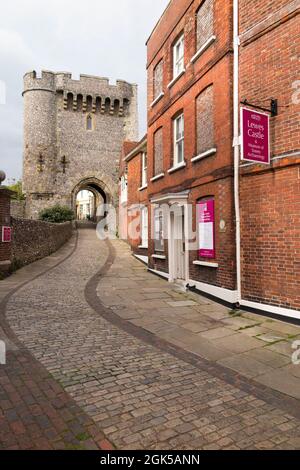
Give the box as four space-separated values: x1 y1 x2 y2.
2 229 300 450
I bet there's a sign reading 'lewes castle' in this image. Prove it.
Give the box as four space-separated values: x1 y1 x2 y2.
241 108 270 164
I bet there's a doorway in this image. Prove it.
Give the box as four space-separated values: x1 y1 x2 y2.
170 204 187 283
76 190 96 221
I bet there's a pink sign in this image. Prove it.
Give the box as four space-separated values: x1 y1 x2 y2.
198 199 215 259
2 226 12 243
241 107 270 164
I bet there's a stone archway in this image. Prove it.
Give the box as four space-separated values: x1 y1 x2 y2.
72 177 111 223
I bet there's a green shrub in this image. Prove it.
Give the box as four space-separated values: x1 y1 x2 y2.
7 180 25 201
39 205 74 223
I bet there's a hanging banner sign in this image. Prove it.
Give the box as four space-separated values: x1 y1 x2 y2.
198 199 215 259
2 226 12 243
241 107 270 164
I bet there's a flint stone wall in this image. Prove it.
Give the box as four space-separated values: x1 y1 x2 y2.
11 217 73 268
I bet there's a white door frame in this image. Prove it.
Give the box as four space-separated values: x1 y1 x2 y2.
168 201 189 285
151 191 190 285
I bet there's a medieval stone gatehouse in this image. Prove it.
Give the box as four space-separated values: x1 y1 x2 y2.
22 70 138 219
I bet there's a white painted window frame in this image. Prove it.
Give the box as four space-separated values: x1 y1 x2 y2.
120 175 128 204
140 206 148 249
141 152 148 188
154 208 164 253
173 113 184 167
173 34 184 79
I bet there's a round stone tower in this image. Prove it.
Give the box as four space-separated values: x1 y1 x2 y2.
23 71 58 218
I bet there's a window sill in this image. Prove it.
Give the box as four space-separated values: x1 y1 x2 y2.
168 161 186 174
193 261 219 268
152 254 166 260
190 36 216 64
191 148 217 163
167 69 186 89
150 92 164 108
150 173 165 182
138 245 148 249
138 184 148 191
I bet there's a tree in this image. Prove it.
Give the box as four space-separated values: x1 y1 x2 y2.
7 180 25 201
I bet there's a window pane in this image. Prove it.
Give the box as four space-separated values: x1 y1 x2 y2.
176 116 184 140
141 208 148 247
176 43 181 61
87 116 92 130
154 210 164 251
177 140 184 163
174 36 184 77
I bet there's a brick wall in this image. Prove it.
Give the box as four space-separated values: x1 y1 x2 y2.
189 178 236 290
0 188 12 273
11 218 73 269
239 13 300 158
240 163 300 309
239 0 300 310
239 0 294 32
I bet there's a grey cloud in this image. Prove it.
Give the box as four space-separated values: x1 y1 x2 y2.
0 0 169 181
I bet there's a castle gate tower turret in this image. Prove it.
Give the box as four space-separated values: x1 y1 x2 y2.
22 70 138 219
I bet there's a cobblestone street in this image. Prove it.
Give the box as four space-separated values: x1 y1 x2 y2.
1 229 300 450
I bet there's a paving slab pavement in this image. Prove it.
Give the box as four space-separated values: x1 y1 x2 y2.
101 239 300 401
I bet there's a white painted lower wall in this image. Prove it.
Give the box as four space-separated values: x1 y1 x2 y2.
188 279 238 304
240 299 300 321
134 254 148 265
148 268 170 280
189 278 300 321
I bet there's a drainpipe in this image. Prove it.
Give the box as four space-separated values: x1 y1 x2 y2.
233 0 241 306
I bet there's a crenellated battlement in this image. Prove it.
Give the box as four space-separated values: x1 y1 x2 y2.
23 70 137 117
24 70 136 98
23 70 57 94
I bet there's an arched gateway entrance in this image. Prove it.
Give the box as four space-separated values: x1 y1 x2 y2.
72 177 111 223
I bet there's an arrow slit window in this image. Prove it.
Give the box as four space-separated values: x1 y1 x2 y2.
86 114 93 131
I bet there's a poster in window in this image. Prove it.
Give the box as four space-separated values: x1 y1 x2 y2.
198 199 215 258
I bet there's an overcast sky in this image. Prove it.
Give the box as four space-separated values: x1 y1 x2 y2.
0 0 169 183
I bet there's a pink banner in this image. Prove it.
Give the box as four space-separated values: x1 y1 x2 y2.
198 199 215 259
241 108 270 164
2 226 12 243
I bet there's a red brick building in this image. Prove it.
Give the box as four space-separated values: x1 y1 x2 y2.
146 0 237 300
119 137 149 264
118 141 137 242
122 0 300 320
